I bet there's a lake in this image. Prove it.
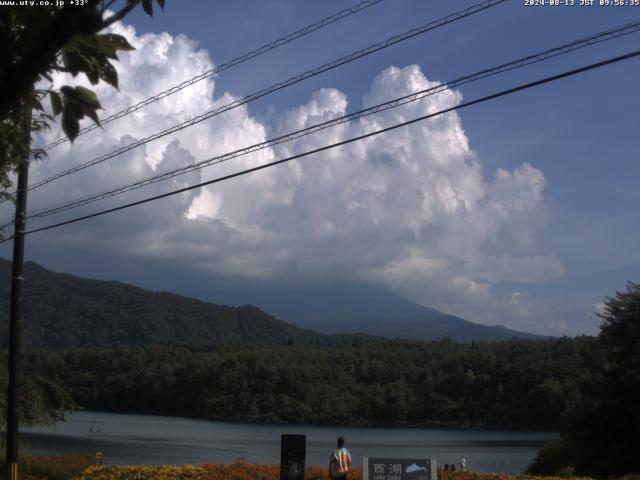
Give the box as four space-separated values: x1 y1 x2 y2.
20 411 556 473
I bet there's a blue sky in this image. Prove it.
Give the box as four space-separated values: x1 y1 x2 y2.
3 0 639 335
128 0 640 334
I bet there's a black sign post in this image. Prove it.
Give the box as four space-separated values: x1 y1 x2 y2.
363 457 437 480
280 434 306 480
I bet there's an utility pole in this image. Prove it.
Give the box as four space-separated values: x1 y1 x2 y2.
5 158 29 480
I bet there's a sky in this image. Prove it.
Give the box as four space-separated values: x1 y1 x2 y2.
2 0 639 336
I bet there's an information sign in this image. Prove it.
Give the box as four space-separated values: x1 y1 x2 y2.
280 434 306 480
363 457 437 480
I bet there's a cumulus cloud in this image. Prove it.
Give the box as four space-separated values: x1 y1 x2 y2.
7 20 567 329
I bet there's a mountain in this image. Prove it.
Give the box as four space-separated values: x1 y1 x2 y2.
0 258 544 349
0 258 330 349
205 282 545 342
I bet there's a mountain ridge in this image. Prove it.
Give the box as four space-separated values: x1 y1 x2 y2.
0 257 544 348
205 281 545 341
0 258 331 349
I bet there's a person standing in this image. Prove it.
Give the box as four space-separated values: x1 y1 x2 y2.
330 436 352 479
460 456 467 471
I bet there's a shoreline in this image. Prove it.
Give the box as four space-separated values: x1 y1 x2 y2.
67 408 560 433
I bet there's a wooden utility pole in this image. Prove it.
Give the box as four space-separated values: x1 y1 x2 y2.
5 158 29 480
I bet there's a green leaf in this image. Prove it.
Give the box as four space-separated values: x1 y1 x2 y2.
82 105 101 126
60 51 78 75
62 51 93 76
61 108 79 141
60 86 75 97
74 86 102 109
85 63 100 85
95 34 135 56
100 62 119 89
67 100 84 120
142 0 153 16
50 92 63 116
61 36 80 54
74 33 98 49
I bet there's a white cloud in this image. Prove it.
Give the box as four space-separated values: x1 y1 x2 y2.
10 21 567 330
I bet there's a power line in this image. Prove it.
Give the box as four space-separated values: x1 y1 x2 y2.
20 19 640 221
26 0 506 192
37 0 386 153
4 48 636 242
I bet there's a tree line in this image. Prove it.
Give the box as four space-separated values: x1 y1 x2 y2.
7 335 601 430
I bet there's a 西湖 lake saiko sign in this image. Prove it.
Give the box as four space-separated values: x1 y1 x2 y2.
363 457 437 480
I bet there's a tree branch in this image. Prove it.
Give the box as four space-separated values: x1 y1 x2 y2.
48 65 75 73
101 1 140 29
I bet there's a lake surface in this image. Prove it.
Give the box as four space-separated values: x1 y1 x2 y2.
21 411 556 473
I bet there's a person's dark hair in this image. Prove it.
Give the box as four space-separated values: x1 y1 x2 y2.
337 436 345 448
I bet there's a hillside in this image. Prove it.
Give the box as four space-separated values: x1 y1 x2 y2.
203 282 545 341
0 258 328 349
0 258 544 349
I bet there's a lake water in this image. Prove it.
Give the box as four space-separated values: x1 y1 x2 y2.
20 411 556 473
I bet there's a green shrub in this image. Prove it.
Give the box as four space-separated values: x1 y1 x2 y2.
526 439 573 476
555 466 575 478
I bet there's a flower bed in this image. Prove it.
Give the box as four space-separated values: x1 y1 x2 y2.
437 472 593 480
75 464 364 480
66 463 602 480
75 464 207 480
202 464 361 480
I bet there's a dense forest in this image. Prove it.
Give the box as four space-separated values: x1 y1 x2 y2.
0 259 337 349
15 336 601 430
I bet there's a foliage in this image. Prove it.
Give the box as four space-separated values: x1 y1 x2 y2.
76 464 363 480
525 440 573 476
76 464 206 480
0 352 74 427
73 465 604 480
528 282 640 477
597 282 640 372
0 259 328 349
436 473 592 480
22 335 600 430
0 0 165 202
201 464 362 480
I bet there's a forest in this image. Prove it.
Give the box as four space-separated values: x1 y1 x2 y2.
13 335 601 430
0 259 365 349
